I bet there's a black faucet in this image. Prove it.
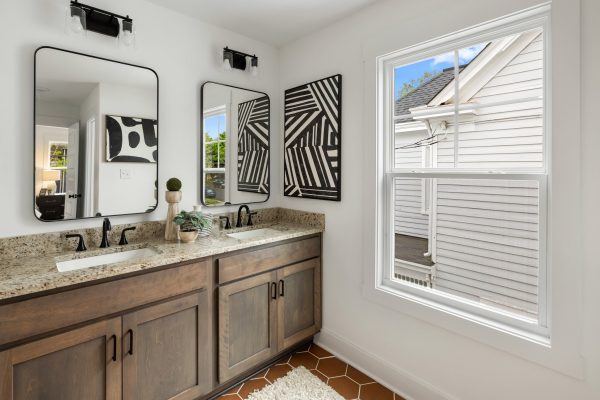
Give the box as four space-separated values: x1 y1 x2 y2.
66 234 87 252
119 227 136 245
219 215 232 229
236 205 250 228
100 218 111 248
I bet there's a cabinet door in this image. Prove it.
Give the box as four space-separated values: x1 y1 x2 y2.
0 318 121 400
277 258 321 350
218 271 278 383
122 291 209 400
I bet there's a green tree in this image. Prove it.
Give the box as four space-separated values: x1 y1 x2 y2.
204 131 226 168
398 70 440 99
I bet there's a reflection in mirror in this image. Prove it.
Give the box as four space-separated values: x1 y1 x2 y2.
34 47 158 221
201 82 270 207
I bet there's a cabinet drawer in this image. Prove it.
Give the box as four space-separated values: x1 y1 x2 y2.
0 260 208 347
217 236 320 285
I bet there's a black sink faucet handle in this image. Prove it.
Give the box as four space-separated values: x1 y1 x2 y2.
236 205 250 228
66 234 87 252
100 217 112 248
119 227 136 245
247 211 258 226
219 216 231 230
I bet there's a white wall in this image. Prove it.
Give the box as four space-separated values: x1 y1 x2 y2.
96 83 157 216
278 0 600 399
0 0 280 236
36 100 80 127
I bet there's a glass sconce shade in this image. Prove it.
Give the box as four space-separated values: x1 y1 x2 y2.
223 50 233 70
67 5 86 36
120 19 135 47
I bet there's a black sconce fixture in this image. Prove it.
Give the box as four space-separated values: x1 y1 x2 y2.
67 0 135 46
223 47 259 77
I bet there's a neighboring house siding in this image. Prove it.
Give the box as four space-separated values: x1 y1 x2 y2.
437 32 544 169
433 179 540 318
394 33 544 318
394 131 428 238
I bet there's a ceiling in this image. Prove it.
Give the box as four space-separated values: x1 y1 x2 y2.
146 0 382 46
36 48 157 105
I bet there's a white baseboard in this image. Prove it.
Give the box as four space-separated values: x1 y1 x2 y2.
315 328 457 400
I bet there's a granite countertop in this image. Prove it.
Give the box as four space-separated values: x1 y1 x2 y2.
0 219 323 303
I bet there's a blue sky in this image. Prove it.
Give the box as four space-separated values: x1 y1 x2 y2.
204 113 226 140
394 44 487 100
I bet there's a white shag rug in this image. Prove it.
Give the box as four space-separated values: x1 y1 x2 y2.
247 366 344 400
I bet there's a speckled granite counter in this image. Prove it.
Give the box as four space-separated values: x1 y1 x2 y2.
0 208 324 302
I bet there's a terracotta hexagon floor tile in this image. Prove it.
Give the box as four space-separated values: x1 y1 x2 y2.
274 353 292 365
219 395 241 400
309 344 334 358
310 368 329 383
360 382 395 400
317 357 347 378
296 342 312 352
329 376 360 399
289 351 319 369
346 365 375 385
265 363 293 383
237 378 270 399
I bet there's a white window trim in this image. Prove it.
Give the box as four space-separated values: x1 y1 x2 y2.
362 2 584 378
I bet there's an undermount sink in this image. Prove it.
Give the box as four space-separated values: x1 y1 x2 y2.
227 228 282 240
55 247 160 273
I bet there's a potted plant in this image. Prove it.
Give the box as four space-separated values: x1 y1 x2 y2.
173 210 212 243
165 178 183 240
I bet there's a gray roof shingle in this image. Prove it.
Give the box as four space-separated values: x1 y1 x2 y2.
394 67 463 123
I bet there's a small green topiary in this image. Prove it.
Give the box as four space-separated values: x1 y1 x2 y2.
166 177 182 191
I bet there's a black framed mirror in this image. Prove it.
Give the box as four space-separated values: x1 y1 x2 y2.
34 46 159 221
200 82 270 207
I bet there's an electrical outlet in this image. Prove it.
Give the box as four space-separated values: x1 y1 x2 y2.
120 169 131 179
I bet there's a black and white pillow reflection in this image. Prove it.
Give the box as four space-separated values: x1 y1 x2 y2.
106 115 158 163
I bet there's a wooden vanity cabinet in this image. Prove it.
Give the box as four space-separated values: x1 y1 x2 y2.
122 292 209 400
0 317 122 400
0 260 210 400
218 271 278 383
216 235 322 384
277 258 321 350
0 234 322 399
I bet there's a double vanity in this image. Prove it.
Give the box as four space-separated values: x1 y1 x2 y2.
0 208 324 400
21 40 311 400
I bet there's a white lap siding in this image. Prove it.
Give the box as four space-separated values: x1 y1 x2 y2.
433 179 540 318
394 130 429 238
432 32 544 318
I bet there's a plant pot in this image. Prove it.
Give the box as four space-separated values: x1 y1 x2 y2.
179 230 198 243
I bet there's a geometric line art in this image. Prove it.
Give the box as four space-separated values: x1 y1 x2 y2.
284 74 342 201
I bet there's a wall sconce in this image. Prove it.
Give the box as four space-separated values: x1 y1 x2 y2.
67 1 135 46
222 47 259 77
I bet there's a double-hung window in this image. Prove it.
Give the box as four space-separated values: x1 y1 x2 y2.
377 9 550 338
203 106 228 206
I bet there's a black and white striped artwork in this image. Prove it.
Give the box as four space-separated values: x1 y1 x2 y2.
106 115 157 163
284 74 342 201
237 96 270 194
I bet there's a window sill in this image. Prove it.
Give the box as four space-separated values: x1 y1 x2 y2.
362 279 584 379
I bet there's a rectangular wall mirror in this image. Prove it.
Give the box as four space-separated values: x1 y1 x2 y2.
34 47 158 221
201 82 270 207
